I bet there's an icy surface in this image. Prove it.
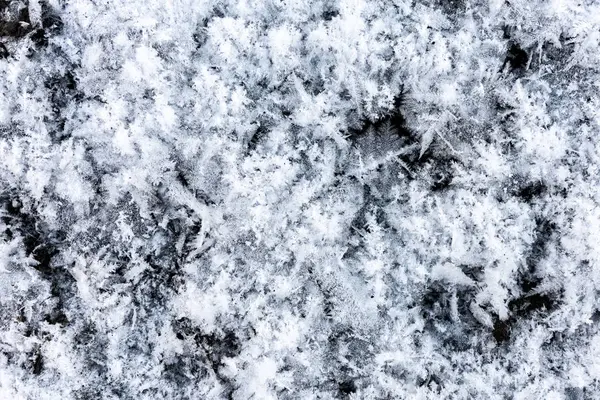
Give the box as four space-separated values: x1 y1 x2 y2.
1 0 600 398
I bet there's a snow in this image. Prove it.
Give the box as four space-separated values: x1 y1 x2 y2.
1 0 600 398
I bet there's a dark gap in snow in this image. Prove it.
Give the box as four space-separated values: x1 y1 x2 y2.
312 277 344 322
74 322 109 377
162 355 210 387
210 5 226 19
198 330 241 363
44 308 69 326
349 184 372 230
145 252 182 283
416 373 443 393
193 6 230 49
44 69 82 142
108 387 132 400
430 172 453 192
28 242 58 275
347 88 464 186
192 29 207 48
40 1 63 33
44 264 75 327
74 323 98 347
503 43 529 73
460 264 485 282
502 25 513 40
392 88 406 109
23 346 44 375
247 122 269 153
432 0 466 19
142 88 155 100
322 8 339 21
494 95 517 125
338 380 357 396
73 387 105 400
348 90 412 142
420 281 479 351
587 308 600 326
132 259 184 309
541 35 576 65
0 0 32 38
494 289 558 343
173 318 242 362
0 0 62 54
31 351 43 375
172 317 240 397
503 218 561 322
2 195 75 329
29 28 47 47
514 180 547 203
303 77 325 96
339 87 352 102
0 20 29 38
0 41 7 57
424 155 459 192
324 329 371 397
16 2 29 27
347 88 424 178
525 218 558 281
149 185 206 259
323 295 335 319
565 387 585 400
344 187 392 260
492 319 511 344
510 292 558 315
374 206 389 229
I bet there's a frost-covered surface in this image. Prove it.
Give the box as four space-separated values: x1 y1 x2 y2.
1 0 600 398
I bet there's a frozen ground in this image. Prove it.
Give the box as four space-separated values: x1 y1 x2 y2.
1 0 600 398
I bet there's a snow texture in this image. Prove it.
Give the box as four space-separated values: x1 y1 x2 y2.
1 0 600 398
